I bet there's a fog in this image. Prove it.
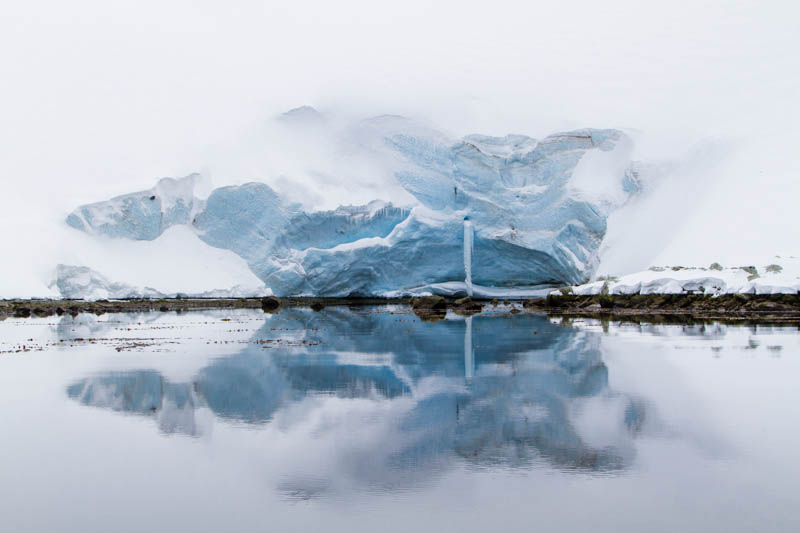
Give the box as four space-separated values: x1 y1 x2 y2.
1 0 798 294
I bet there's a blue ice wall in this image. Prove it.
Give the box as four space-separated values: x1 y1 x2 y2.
64 124 637 295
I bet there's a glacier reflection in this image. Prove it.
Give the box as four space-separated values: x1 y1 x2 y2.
67 308 645 491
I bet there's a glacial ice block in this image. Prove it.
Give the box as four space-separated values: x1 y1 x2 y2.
63 119 639 296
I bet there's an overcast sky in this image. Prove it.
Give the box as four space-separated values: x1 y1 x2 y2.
0 0 798 285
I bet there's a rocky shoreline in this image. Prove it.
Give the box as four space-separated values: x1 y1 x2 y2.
526 293 800 324
0 296 407 319
2 294 799 324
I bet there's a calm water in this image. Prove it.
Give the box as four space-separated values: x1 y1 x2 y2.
0 306 798 532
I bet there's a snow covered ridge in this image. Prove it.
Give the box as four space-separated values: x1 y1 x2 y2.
64 120 639 297
555 259 800 296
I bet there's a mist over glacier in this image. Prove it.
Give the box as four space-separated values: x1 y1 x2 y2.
1 0 798 297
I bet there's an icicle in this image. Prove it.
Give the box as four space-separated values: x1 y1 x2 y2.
463 217 473 297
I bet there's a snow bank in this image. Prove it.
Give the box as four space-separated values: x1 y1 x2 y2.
557 258 800 296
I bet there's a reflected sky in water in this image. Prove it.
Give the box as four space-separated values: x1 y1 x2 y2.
1 307 799 532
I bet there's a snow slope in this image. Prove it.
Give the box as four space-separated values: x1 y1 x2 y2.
1 224 266 300
56 225 269 298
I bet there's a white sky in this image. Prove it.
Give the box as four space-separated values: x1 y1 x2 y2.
0 0 798 293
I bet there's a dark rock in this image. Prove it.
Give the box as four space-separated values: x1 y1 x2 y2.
599 295 615 309
310 302 325 312
411 296 447 311
260 296 281 312
14 307 31 318
545 294 562 307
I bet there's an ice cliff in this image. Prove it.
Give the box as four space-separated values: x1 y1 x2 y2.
63 117 639 297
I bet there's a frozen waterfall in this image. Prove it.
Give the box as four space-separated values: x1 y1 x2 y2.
463 217 473 297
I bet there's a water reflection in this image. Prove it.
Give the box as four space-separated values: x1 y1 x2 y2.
464 316 474 380
67 308 645 493
67 370 200 435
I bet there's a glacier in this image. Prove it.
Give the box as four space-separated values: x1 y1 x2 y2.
62 118 640 297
